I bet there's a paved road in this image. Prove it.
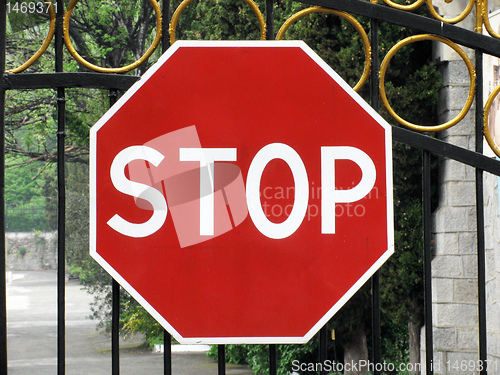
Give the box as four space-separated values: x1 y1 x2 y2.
6 270 254 375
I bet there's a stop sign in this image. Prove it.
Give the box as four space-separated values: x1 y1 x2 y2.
90 41 394 344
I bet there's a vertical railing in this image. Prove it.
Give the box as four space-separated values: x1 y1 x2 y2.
475 49 488 375
370 14 382 375
423 149 433 375
55 0 67 373
161 1 173 373
319 326 328 375
108 89 120 375
266 2 277 374
0 1 7 374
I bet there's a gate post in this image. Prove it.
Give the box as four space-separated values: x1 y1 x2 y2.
423 0 500 371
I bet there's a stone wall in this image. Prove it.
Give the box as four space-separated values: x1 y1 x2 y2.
421 56 480 374
420 1 500 371
483 172 500 367
5 232 57 270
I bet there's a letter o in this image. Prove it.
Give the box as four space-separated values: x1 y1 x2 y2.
246 143 309 239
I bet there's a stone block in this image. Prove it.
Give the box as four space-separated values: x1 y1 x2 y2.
433 327 457 351
485 227 495 251
440 112 475 138
433 277 454 302
447 181 477 206
487 333 500 359
434 233 459 255
439 60 474 86
453 278 478 303
432 255 463 277
457 328 478 351
434 303 478 327
434 206 470 233
440 159 466 183
486 249 496 280
458 232 477 255
467 206 477 232
462 255 478 278
438 85 472 115
465 164 476 180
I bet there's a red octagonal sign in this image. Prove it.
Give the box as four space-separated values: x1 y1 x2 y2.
90 41 394 344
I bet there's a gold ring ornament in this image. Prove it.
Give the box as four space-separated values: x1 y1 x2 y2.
276 6 371 92
7 1 56 73
63 0 162 73
381 0 425 12
426 0 475 25
483 84 500 157
482 0 500 39
379 34 475 132
169 0 266 45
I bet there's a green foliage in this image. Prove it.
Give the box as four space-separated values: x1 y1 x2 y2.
173 0 266 41
121 302 164 348
18 246 27 257
4 157 56 232
66 0 161 74
207 341 318 375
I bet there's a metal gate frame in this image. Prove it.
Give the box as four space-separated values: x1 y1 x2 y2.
2 0 500 374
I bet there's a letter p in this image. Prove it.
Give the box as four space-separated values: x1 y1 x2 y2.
321 146 376 234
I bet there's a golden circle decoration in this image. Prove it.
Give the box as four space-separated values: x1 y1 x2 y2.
7 1 56 73
483 84 500 157
169 0 266 45
482 4 500 40
379 34 475 132
276 6 371 93
381 0 425 12
426 0 475 24
63 0 162 73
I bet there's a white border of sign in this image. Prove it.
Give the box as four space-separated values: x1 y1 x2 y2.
90 40 394 344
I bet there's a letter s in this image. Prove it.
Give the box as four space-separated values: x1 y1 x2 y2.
107 145 168 238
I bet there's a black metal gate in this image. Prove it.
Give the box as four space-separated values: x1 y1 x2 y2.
2 0 500 374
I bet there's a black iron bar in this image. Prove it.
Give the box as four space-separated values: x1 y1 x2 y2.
371 273 381 374
266 5 276 375
475 50 488 375
3 73 140 91
269 344 277 375
55 0 66 373
319 325 328 375
266 0 274 40
112 279 120 375
162 0 171 52
218 345 226 375
163 330 172 375
161 2 172 372
423 150 433 375
0 1 7 374
370 16 382 375
109 89 120 375
56 88 66 375
393 126 500 176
